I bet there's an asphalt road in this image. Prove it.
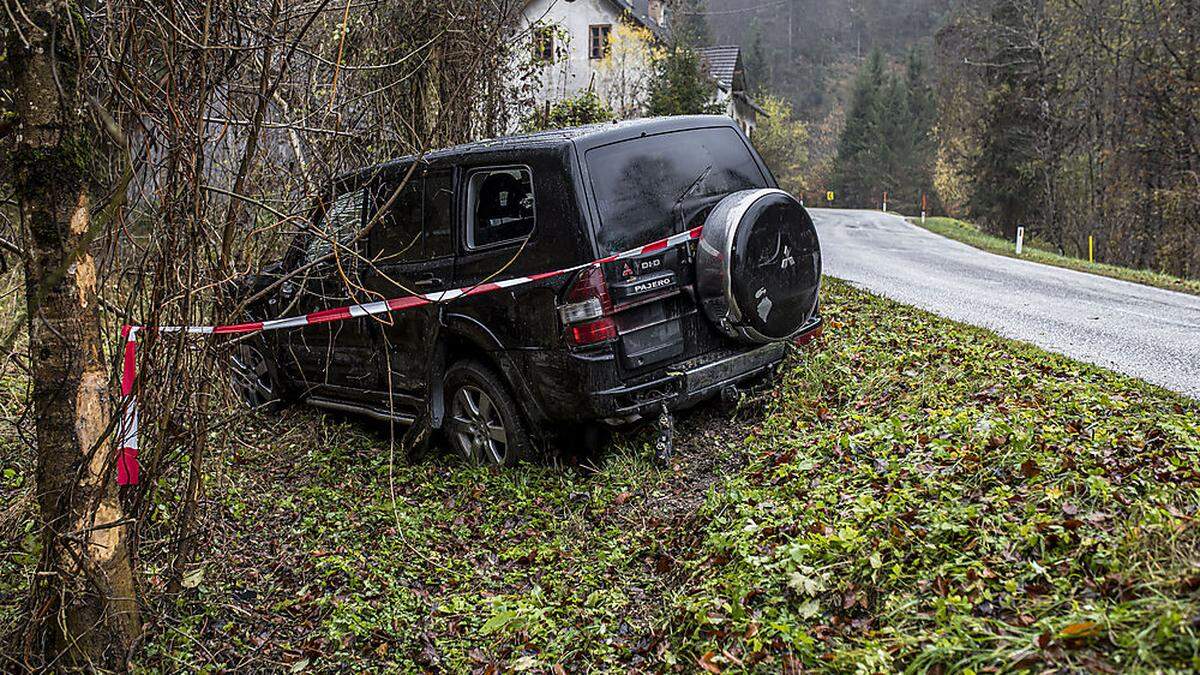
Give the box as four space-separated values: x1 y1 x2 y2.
809 208 1200 399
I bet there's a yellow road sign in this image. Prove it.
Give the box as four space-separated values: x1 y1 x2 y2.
826 191 835 202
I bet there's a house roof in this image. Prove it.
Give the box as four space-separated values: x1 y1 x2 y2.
696 45 768 117
605 0 669 39
523 0 667 39
696 45 744 90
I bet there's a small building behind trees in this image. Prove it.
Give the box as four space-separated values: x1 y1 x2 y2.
696 45 765 137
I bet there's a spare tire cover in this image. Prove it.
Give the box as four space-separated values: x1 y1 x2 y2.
695 189 821 343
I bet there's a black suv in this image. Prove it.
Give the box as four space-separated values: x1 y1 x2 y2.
232 116 822 465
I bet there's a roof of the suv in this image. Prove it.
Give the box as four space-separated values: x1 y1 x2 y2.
338 115 740 184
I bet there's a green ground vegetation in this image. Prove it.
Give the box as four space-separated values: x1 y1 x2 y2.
914 216 1200 297
2 279 1198 671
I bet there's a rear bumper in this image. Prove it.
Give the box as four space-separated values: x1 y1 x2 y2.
589 314 822 419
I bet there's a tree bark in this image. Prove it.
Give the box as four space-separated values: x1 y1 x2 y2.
8 1 141 669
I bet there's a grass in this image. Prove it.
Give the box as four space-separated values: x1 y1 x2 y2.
912 216 1200 297
2 279 1199 672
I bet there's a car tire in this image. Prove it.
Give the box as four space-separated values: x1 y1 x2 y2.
443 360 532 467
230 342 287 410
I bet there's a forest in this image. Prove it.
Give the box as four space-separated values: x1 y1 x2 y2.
706 0 1199 278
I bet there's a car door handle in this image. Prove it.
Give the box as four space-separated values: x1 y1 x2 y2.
413 274 442 288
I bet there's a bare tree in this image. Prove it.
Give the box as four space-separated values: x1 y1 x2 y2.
3 0 532 668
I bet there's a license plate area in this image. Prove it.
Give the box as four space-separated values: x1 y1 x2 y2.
615 302 684 370
683 342 786 392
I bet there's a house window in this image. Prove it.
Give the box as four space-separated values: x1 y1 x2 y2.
466 167 535 249
533 26 555 62
589 24 612 59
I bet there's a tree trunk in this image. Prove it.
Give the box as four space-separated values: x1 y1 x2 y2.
8 1 141 669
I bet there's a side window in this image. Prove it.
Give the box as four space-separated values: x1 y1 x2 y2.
425 170 455 258
369 174 424 263
465 167 535 249
306 188 364 264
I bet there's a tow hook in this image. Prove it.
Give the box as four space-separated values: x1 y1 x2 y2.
654 402 674 466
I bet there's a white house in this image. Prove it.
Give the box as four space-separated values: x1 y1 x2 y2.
516 0 763 134
517 0 668 119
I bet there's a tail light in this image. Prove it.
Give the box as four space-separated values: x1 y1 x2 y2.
793 323 823 346
559 265 617 346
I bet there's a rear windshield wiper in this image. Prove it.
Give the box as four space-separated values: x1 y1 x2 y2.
672 164 713 227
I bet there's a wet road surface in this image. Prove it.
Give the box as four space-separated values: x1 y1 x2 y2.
810 208 1200 399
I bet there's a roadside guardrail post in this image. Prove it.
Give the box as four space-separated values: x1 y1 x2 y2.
1016 226 1024 255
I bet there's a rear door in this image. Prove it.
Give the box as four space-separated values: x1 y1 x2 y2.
581 125 772 377
360 166 456 411
452 163 537 299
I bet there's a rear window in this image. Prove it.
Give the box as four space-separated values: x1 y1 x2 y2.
585 127 767 253
465 166 535 249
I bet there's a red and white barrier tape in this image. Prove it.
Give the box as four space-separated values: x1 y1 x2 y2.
115 225 704 484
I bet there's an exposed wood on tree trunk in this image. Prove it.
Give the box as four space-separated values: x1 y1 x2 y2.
8 1 141 668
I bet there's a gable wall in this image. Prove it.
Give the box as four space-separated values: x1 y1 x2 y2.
520 0 656 119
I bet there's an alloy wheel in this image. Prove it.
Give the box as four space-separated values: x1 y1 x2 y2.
230 344 274 408
449 384 508 465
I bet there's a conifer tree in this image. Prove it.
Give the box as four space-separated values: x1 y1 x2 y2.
672 0 712 48
835 49 887 205
743 19 769 94
880 73 912 201
904 48 938 212
833 47 940 211
647 46 722 117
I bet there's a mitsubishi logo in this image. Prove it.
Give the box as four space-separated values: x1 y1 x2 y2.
781 245 795 270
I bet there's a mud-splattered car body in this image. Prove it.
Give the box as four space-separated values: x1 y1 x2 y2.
233 116 822 464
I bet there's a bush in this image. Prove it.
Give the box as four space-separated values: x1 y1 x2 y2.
522 90 614 133
751 95 810 197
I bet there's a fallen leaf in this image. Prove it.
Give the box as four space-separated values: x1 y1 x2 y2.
698 650 722 674
1059 620 1101 639
1020 459 1040 479
181 567 205 589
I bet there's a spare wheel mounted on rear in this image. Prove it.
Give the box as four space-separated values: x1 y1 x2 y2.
695 189 822 343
